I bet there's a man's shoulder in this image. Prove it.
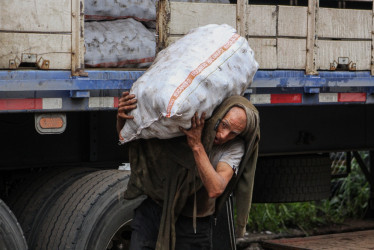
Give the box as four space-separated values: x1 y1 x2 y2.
224 137 245 151
212 137 244 158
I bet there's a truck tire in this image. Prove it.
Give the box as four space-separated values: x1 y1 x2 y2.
8 167 95 215
10 167 97 247
0 199 28 250
252 154 331 203
33 169 144 250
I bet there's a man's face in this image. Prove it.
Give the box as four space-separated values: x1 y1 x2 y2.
213 107 247 145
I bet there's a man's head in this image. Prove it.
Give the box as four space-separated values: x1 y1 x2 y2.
213 106 247 145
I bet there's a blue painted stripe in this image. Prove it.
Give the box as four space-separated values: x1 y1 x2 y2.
0 70 373 113
0 70 145 80
1 70 374 93
251 70 374 94
0 70 144 92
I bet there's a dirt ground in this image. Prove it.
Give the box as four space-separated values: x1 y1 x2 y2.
237 218 374 250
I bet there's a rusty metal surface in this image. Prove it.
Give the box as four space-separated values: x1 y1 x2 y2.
330 57 357 71
37 57 50 70
262 230 374 250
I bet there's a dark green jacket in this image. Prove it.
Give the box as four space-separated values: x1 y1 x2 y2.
124 95 260 250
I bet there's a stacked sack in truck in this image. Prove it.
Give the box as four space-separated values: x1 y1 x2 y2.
84 0 157 68
84 0 233 68
85 19 155 68
119 24 259 143
85 0 157 21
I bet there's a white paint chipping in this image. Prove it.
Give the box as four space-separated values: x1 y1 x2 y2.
319 93 338 103
250 94 271 104
89 97 115 108
42 98 63 109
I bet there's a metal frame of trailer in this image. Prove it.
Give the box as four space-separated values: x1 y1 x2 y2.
0 70 373 112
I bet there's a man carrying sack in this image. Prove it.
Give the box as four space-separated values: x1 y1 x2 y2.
117 91 260 250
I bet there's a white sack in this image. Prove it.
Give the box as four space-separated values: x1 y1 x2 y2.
120 24 258 143
84 19 156 68
85 0 157 21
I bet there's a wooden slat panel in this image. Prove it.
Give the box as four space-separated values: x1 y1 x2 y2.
236 0 247 37
0 0 71 32
247 5 276 36
71 0 85 75
157 0 171 52
318 8 371 39
277 38 306 69
278 6 307 37
169 3 276 37
0 33 72 69
317 40 371 70
169 3 236 35
372 1 374 75
306 0 318 75
248 38 277 69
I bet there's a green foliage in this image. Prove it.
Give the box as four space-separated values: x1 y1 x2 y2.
247 152 370 233
247 202 323 233
328 152 369 219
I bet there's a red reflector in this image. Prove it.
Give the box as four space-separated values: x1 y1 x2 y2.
271 94 302 104
114 97 119 108
338 93 366 102
0 99 42 110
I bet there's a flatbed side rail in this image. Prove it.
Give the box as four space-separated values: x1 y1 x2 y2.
0 70 373 113
248 70 374 105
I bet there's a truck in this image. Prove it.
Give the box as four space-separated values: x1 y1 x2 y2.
0 0 373 249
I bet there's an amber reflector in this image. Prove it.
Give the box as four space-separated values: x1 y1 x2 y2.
39 117 64 129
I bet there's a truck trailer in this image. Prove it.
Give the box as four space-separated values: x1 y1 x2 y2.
0 0 374 249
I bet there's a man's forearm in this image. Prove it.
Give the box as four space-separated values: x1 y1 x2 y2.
192 144 226 198
116 91 137 137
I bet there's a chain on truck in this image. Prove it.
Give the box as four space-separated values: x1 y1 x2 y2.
1 0 374 249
